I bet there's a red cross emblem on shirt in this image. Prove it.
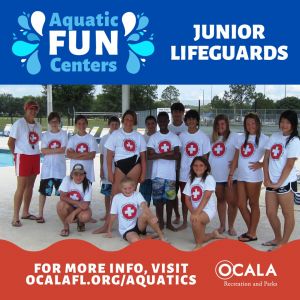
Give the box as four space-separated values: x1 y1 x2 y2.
76 143 88 153
191 185 203 202
158 140 171 153
270 144 283 160
67 190 82 201
185 142 199 157
122 204 137 220
240 142 255 158
212 142 226 157
123 139 136 152
49 140 61 149
28 132 39 145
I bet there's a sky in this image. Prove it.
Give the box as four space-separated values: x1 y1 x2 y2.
1 85 300 105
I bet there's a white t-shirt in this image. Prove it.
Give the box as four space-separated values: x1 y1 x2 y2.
41 130 68 179
168 122 188 136
9 118 42 155
59 176 92 202
99 132 115 184
105 129 147 162
147 131 181 181
266 132 300 187
67 133 99 182
144 132 155 180
209 132 238 182
235 133 269 182
110 191 146 236
183 174 216 210
179 130 211 182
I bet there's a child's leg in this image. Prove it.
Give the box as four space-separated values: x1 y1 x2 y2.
138 210 165 240
237 181 251 233
225 183 238 235
166 200 177 231
173 176 181 224
56 201 73 234
12 176 27 224
165 180 178 231
78 207 92 224
245 182 262 238
278 191 295 245
156 202 164 230
38 194 46 218
177 182 188 230
22 175 37 217
125 231 141 244
265 191 281 244
216 183 226 233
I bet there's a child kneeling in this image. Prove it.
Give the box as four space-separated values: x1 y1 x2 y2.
106 177 166 243
183 156 225 250
57 164 92 236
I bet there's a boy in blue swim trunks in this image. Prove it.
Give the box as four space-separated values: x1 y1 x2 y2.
147 112 181 231
99 116 120 220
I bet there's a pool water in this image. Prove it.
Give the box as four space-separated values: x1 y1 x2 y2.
0 151 14 167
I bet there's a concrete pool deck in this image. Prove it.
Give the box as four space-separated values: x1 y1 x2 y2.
0 136 300 252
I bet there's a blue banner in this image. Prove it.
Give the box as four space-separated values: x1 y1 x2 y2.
0 0 299 83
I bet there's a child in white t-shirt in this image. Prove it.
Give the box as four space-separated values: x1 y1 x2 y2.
228 113 269 242
66 114 98 183
105 177 166 243
263 110 300 250
57 164 92 237
37 112 68 223
99 116 120 221
183 156 225 250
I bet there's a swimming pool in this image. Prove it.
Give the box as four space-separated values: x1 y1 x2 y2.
0 150 14 167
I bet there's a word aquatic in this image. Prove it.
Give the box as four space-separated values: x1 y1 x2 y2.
48 12 119 73
171 24 288 61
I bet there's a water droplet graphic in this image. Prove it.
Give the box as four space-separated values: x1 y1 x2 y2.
126 50 141 74
12 41 39 57
136 16 149 31
21 58 26 63
31 11 45 36
127 33 140 42
18 15 31 30
27 33 40 42
26 50 41 75
128 41 155 57
141 58 146 62
122 12 136 37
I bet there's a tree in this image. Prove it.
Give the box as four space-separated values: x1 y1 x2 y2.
251 93 275 110
161 86 180 105
223 85 256 108
210 95 231 109
42 85 95 115
276 96 300 109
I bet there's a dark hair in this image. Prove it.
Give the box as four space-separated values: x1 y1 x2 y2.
48 112 61 123
157 111 169 120
184 109 199 126
108 115 120 125
212 114 230 143
243 113 261 147
145 115 157 124
70 172 90 193
75 114 88 124
189 156 211 182
171 102 185 113
279 110 300 146
122 110 137 125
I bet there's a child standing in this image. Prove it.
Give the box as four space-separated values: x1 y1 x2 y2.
139 115 157 206
147 112 181 231
183 156 225 250
66 115 98 183
178 110 210 230
57 164 92 236
37 112 68 223
105 177 166 243
263 110 300 250
99 116 120 220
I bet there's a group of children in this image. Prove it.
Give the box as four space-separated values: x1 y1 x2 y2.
7 100 300 250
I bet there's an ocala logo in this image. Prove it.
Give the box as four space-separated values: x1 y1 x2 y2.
215 260 277 280
11 11 155 75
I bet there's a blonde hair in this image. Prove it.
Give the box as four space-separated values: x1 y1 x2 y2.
120 177 136 188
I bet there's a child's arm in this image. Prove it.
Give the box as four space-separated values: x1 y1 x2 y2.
228 149 239 188
100 153 104 179
105 214 117 238
140 202 158 223
41 147 66 155
76 151 96 160
65 207 82 224
263 150 272 187
7 137 15 154
184 196 194 213
139 151 147 183
107 149 114 183
60 192 89 210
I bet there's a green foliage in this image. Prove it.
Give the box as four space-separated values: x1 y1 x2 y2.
161 85 180 105
276 96 300 109
211 95 231 109
223 85 256 108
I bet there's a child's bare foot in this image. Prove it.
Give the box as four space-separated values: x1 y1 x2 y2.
217 226 225 234
176 223 188 231
192 244 202 251
228 228 237 236
166 224 178 232
213 229 227 239
92 225 108 234
172 216 180 225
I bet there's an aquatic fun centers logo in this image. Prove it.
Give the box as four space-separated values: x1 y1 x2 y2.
11 11 155 75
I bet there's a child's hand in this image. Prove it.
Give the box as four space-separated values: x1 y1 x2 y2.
105 232 113 238
190 213 200 224
66 214 75 224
